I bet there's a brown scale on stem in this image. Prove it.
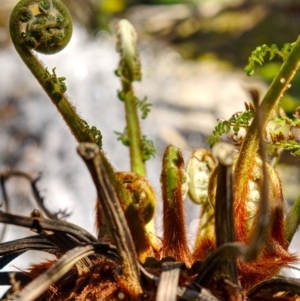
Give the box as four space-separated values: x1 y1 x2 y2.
160 145 193 267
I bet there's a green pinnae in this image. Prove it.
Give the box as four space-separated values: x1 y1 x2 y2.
56 13 64 24
34 16 48 25
141 135 156 161
24 36 37 49
19 7 32 22
91 126 102 148
39 0 52 12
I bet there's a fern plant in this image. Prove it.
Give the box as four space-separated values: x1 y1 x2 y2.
0 1 300 300
244 42 295 76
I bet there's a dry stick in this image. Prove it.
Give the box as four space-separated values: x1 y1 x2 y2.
29 209 85 256
213 143 238 285
177 287 221 301
81 147 152 262
77 142 142 297
0 211 97 243
10 245 95 301
0 169 65 220
0 177 8 242
195 242 246 284
0 235 55 256
5 241 119 299
138 263 220 301
247 277 300 299
0 236 56 270
156 262 183 301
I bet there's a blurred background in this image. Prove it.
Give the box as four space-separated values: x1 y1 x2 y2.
0 0 299 285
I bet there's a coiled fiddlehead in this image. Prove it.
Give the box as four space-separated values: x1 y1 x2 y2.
11 0 72 54
10 0 101 147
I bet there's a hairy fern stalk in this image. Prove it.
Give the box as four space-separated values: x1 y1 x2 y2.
1 0 300 300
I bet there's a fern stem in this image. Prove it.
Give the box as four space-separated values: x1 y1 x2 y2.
123 88 146 176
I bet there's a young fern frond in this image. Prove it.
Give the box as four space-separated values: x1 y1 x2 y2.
9 0 102 148
207 103 254 148
115 19 155 174
116 19 141 83
245 42 295 76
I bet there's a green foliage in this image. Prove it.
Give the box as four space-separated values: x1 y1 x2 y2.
117 89 125 101
275 140 300 156
90 126 103 149
272 108 300 128
267 107 300 156
46 68 67 93
81 119 102 148
115 128 156 161
136 96 152 119
208 103 300 157
118 92 152 120
115 127 130 146
245 42 295 76
140 135 156 161
207 104 254 148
